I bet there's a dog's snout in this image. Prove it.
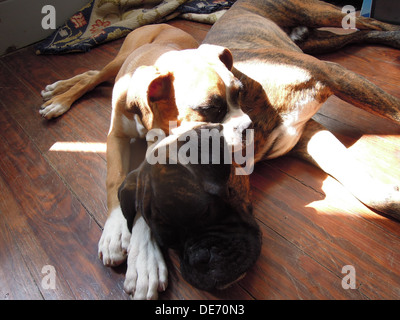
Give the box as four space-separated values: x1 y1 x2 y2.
235 115 252 132
231 114 253 139
221 111 253 150
226 112 252 131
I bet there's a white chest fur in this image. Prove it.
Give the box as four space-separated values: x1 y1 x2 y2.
263 99 322 160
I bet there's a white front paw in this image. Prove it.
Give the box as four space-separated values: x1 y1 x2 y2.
40 99 71 119
124 215 168 300
41 81 61 101
98 207 131 266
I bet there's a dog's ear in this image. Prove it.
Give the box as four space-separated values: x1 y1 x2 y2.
198 44 233 71
218 48 233 71
147 72 178 132
119 166 153 232
118 170 139 232
135 166 152 224
126 67 176 130
148 72 174 102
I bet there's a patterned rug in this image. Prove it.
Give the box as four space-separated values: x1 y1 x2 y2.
35 0 236 54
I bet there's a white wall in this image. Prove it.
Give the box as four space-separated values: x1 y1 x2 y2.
0 0 88 55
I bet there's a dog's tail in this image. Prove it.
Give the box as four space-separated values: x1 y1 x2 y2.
324 61 400 123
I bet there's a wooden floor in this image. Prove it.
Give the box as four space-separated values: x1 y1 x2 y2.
0 19 399 300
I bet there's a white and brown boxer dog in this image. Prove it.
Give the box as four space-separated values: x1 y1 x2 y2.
40 0 400 299
40 23 252 299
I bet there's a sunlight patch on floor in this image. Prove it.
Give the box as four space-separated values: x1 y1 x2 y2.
49 141 106 153
305 176 385 219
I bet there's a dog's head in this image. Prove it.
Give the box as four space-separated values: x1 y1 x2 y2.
125 44 252 150
119 124 261 291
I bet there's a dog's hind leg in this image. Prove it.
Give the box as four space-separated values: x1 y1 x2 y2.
290 119 400 221
293 28 400 54
40 56 123 119
293 0 400 31
320 61 400 123
39 25 164 119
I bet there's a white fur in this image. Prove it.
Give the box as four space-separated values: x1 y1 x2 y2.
235 60 313 88
134 114 147 138
307 130 400 209
40 80 70 118
41 81 61 100
222 109 252 151
264 99 322 160
119 114 147 138
98 207 131 266
289 26 309 42
124 215 168 300
39 102 70 118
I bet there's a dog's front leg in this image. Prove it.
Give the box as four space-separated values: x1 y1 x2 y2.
100 132 168 299
290 119 400 220
98 134 132 266
124 213 168 300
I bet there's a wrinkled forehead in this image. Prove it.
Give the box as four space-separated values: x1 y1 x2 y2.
156 48 219 71
178 67 226 106
150 163 210 216
156 49 227 94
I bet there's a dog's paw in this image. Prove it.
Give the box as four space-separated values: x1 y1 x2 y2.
359 183 400 220
369 184 400 220
124 216 168 300
41 80 65 101
98 207 131 267
40 79 73 119
40 96 72 119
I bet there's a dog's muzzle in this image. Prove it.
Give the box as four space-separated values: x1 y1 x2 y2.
180 225 261 292
222 111 253 151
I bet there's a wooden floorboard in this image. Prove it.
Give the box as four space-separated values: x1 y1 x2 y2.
0 18 399 300
0 105 127 299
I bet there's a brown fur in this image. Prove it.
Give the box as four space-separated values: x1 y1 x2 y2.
40 0 400 299
204 0 400 218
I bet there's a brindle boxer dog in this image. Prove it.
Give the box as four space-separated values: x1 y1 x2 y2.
41 0 400 299
119 123 261 292
201 0 400 217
